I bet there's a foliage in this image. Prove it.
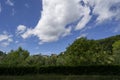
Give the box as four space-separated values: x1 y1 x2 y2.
64 37 114 65
2 47 29 67
0 35 120 67
112 40 120 64
0 51 6 56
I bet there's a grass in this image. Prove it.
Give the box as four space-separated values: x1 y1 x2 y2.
0 75 120 80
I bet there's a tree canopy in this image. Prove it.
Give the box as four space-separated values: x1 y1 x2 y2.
0 35 120 67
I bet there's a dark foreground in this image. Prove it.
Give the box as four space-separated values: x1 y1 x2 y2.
0 75 120 80
1 66 120 75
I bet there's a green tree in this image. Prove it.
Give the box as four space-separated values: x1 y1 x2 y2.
112 40 120 64
64 37 114 66
0 51 6 65
2 47 29 67
24 54 47 67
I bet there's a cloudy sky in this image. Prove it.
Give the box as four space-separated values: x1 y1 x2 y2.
0 0 120 55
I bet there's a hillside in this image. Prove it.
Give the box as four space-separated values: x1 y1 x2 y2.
64 35 120 65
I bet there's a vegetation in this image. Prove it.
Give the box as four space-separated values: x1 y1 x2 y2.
0 35 120 75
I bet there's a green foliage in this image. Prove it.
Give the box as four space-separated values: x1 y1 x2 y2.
0 35 120 67
24 54 47 67
64 37 115 65
0 51 6 56
2 47 29 67
112 40 120 64
98 35 120 54
0 51 6 65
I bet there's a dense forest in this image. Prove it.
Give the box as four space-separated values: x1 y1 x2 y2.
0 35 120 67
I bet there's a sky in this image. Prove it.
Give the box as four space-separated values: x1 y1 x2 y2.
0 0 120 55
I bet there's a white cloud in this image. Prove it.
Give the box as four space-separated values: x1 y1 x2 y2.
22 0 81 43
0 32 13 47
21 0 120 44
1 42 10 47
75 7 92 30
6 0 14 6
84 0 120 23
16 25 27 35
21 28 33 39
113 2 120 21
0 35 9 42
77 33 88 39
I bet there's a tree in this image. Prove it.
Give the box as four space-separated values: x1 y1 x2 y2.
2 47 30 67
24 54 47 67
0 51 6 65
0 51 6 56
64 37 115 65
112 40 120 64
17 47 30 60
64 38 100 65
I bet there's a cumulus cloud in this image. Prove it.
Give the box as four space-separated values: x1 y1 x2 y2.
21 0 120 44
90 0 120 23
6 0 14 6
0 32 13 47
21 0 81 43
16 25 27 35
21 28 33 39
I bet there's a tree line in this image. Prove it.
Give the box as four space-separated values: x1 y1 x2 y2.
0 35 120 67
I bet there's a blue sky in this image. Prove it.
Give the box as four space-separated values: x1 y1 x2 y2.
0 0 120 55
